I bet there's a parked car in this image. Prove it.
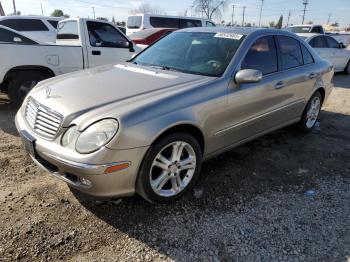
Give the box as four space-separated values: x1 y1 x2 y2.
0 18 140 105
126 13 215 35
16 28 334 204
286 24 324 34
299 34 350 74
0 16 62 43
129 28 176 49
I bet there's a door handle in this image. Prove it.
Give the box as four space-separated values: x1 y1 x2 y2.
92 50 101 55
309 73 316 79
274 81 285 89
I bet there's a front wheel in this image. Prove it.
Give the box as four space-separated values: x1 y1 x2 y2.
298 91 323 132
136 133 202 204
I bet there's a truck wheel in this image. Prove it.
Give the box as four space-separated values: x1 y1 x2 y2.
136 133 202 204
344 60 350 75
8 71 47 106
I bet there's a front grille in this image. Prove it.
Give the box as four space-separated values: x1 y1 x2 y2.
24 97 63 140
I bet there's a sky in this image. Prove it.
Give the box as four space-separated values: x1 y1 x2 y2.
1 0 349 27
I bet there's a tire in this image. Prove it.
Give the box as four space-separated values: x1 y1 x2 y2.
136 133 202 204
8 71 47 106
344 60 350 75
298 91 323 132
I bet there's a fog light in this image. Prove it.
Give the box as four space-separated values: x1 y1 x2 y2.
104 162 130 174
80 177 92 187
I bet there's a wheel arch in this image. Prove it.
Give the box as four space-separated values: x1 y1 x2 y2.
150 123 206 154
2 65 55 92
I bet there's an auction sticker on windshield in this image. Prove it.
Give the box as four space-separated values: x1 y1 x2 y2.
214 32 243 40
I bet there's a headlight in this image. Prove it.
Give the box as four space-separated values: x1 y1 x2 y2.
61 126 78 147
76 119 119 154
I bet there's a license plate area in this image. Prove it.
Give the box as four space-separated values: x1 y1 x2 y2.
21 131 36 157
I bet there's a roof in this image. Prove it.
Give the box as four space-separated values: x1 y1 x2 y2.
177 26 284 36
0 15 62 20
289 24 322 27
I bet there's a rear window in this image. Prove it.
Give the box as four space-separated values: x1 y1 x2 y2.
57 21 79 40
150 17 179 28
127 16 142 29
0 19 49 31
0 28 38 44
179 19 202 28
277 36 303 70
48 20 59 29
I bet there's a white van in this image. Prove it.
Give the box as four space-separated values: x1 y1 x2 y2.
126 14 216 35
0 16 63 43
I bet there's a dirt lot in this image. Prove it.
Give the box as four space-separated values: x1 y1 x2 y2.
0 75 349 261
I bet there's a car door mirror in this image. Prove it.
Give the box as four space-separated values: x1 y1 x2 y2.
235 69 262 84
13 36 23 43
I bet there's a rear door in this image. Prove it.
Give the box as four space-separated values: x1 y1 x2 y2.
85 21 135 68
325 36 348 70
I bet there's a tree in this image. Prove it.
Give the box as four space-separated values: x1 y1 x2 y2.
269 21 275 28
193 0 228 20
245 22 252 27
307 21 313 25
276 15 283 29
331 22 339 27
131 3 163 15
97 17 108 21
51 9 69 18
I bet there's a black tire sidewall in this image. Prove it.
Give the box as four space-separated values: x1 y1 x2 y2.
345 60 350 75
8 71 46 106
299 91 323 132
136 133 202 204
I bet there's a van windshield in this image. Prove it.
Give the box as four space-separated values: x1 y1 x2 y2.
127 16 142 29
132 31 245 77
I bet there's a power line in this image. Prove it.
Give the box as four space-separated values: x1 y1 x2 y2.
302 0 309 24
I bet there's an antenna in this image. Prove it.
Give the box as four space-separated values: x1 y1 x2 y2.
302 0 309 24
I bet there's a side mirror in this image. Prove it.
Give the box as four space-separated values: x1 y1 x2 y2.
128 41 135 52
339 42 346 49
13 36 23 43
235 69 262 84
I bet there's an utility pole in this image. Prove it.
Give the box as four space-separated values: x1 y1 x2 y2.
287 10 291 27
301 0 309 24
258 0 264 27
242 6 246 27
231 5 235 26
12 0 16 14
41 3 44 15
327 13 331 24
92 6 95 19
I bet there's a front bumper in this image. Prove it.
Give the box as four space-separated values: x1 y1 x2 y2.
15 111 149 198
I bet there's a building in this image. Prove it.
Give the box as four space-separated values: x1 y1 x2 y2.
0 1 5 16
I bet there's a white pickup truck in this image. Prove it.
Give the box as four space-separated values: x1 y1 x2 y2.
0 18 140 105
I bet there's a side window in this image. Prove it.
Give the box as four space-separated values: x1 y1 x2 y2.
87 21 129 48
0 19 49 31
309 36 327 48
57 21 79 40
241 35 278 75
150 17 179 28
206 21 216 27
311 27 321 33
325 36 339 48
179 19 202 28
48 20 59 29
301 44 314 65
277 36 303 70
0 28 37 44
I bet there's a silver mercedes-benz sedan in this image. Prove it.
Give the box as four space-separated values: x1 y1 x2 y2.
16 27 334 203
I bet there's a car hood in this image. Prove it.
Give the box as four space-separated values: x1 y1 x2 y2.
28 64 213 125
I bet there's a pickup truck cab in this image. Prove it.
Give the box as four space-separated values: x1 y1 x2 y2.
0 18 139 105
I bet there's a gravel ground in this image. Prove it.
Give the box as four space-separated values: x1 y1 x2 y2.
0 74 349 261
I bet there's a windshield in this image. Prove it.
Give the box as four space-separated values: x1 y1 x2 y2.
286 26 311 33
132 32 245 77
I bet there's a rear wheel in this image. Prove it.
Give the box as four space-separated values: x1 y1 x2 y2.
344 60 350 75
136 133 202 204
298 91 323 132
8 71 47 106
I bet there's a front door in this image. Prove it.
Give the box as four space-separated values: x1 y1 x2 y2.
86 21 134 68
